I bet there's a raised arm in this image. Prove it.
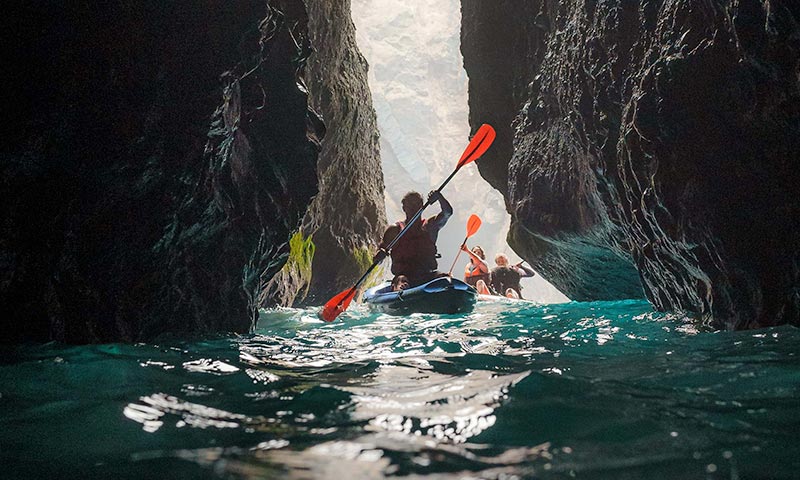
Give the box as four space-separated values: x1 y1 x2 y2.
515 263 536 278
426 191 453 230
460 245 488 273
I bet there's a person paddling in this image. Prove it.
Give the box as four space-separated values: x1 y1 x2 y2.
375 191 453 287
460 244 491 294
321 124 496 322
490 254 536 299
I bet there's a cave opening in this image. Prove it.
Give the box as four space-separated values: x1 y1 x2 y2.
350 0 568 303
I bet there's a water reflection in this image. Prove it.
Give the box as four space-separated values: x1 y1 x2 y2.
264 435 553 479
124 393 248 432
109 301 800 479
341 364 528 443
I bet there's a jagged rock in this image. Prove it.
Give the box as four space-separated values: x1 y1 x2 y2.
0 1 322 343
265 0 387 306
461 1 800 329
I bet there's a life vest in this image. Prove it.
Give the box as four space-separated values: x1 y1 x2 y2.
390 219 438 277
465 263 491 288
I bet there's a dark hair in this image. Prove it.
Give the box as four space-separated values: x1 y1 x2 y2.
472 245 485 260
391 275 409 291
402 191 423 206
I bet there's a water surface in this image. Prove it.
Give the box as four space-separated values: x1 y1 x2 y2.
2 299 799 478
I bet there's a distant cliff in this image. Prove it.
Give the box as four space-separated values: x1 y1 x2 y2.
265 0 387 306
0 1 322 343
462 1 800 329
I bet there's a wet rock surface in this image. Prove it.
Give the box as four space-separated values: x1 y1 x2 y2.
461 1 800 328
265 0 387 306
1 1 322 342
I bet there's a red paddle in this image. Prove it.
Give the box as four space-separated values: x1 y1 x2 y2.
447 214 482 275
320 124 496 322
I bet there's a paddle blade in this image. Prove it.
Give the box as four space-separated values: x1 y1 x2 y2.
465 214 482 237
320 288 356 322
458 124 496 167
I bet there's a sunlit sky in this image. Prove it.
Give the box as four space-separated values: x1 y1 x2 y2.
351 0 568 302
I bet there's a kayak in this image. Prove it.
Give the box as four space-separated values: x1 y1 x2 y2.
363 277 477 315
477 293 537 305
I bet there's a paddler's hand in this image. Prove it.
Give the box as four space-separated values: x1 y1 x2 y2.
373 248 388 264
460 244 470 253
427 190 442 204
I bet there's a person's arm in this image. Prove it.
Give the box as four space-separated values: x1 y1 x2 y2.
425 190 453 230
515 263 536 278
460 244 488 273
374 224 400 263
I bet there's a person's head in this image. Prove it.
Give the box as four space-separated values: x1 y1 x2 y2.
401 191 424 217
391 275 410 292
471 245 485 260
495 253 509 267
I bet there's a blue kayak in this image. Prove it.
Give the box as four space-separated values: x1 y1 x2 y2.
363 277 477 315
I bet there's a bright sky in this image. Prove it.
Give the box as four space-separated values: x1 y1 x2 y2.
351 0 569 303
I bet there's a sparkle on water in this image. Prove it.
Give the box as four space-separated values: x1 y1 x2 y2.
2 299 799 478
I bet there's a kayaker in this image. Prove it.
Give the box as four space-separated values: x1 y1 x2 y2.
459 244 491 294
375 190 453 286
490 254 536 299
391 275 410 292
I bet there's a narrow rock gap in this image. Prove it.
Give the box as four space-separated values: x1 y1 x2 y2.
351 0 568 303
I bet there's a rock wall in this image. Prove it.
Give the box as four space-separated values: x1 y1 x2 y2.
461 1 800 329
266 0 387 306
0 1 322 343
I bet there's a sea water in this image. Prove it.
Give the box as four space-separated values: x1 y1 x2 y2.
2 299 799 479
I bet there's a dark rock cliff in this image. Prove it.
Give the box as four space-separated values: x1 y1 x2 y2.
462 1 800 329
1 1 322 343
265 0 386 306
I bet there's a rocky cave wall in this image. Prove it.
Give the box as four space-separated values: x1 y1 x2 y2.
265 0 387 306
1 1 323 343
462 1 800 329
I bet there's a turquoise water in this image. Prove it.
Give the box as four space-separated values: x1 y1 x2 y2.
2 299 799 479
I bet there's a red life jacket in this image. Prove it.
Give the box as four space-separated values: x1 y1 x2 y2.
390 219 438 276
465 263 491 288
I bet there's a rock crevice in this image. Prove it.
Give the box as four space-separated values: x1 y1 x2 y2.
461 1 800 328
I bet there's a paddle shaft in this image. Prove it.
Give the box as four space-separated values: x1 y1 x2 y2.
447 238 468 276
